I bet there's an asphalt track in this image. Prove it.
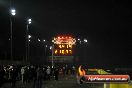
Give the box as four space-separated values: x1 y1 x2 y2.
44 75 103 88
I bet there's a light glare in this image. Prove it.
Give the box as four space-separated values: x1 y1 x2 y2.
28 19 31 22
78 38 80 41
28 19 32 24
11 9 15 13
28 21 31 24
11 9 16 16
28 35 31 39
38 38 40 42
84 38 87 43
12 13 16 15
50 46 52 50
43 40 46 42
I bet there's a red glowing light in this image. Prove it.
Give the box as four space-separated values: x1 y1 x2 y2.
53 36 76 45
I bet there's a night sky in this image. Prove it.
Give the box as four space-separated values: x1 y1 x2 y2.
0 0 132 67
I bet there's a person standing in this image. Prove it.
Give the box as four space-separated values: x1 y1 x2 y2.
36 67 43 88
62 66 66 76
31 66 37 88
43 67 46 80
46 66 51 80
65 65 68 75
72 66 76 75
21 67 25 83
0 65 5 88
54 67 59 81
10 66 18 88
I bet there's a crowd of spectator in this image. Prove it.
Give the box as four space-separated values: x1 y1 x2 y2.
0 64 76 88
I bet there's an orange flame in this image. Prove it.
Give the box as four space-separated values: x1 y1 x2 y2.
78 65 86 76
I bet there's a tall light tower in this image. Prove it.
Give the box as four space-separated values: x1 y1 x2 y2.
43 40 47 58
26 18 31 62
51 44 54 68
50 44 54 68
10 8 16 60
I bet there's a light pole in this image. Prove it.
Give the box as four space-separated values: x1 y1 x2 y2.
10 9 16 61
26 19 31 62
83 38 88 65
51 44 54 68
43 44 47 63
43 40 47 57
50 45 54 68
45 45 47 56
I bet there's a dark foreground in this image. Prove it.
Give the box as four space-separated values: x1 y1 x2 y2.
1 75 103 88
